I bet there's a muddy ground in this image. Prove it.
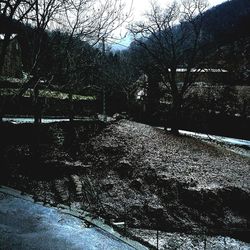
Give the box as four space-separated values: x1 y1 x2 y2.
0 120 249 244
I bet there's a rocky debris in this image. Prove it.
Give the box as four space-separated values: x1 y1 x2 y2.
129 179 143 191
102 181 114 192
62 161 92 171
54 179 70 202
70 175 83 198
116 159 133 177
144 203 164 218
51 128 65 146
112 113 128 121
41 160 90 178
143 168 157 184
113 113 124 121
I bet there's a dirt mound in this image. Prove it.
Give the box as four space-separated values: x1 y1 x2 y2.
0 120 249 241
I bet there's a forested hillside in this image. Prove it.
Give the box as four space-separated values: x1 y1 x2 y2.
204 0 250 44
203 0 250 85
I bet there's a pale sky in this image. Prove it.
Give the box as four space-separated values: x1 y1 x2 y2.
110 0 228 49
130 0 227 22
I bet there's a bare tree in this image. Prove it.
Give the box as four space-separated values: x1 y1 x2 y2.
16 0 67 124
1 0 131 123
130 0 209 134
58 0 132 121
62 0 131 44
27 0 66 73
0 0 66 76
102 51 139 113
0 0 37 73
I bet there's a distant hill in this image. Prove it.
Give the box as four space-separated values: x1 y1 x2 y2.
203 0 250 44
201 0 250 85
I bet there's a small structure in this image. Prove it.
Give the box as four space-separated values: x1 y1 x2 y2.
134 68 229 101
174 68 228 84
0 34 22 77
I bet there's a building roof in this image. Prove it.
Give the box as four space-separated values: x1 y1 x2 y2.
172 68 228 73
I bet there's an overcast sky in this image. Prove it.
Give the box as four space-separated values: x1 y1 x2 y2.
110 0 228 49
130 0 227 19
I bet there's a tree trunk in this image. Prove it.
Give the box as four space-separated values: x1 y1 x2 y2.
146 75 160 124
0 96 7 122
102 84 107 122
34 87 41 125
170 93 182 135
69 91 74 122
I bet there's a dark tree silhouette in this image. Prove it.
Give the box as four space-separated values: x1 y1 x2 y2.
130 0 209 134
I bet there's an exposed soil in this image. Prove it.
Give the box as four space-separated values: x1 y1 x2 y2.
0 120 249 243
129 228 250 249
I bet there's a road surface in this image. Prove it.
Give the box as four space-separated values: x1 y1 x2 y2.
0 192 134 250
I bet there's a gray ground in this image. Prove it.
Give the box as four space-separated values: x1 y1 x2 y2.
88 120 250 190
0 192 134 250
129 228 250 250
1 120 249 244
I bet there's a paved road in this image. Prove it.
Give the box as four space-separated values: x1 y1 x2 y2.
0 193 134 250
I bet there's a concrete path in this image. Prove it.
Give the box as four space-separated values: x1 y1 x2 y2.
178 129 250 148
0 192 134 250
